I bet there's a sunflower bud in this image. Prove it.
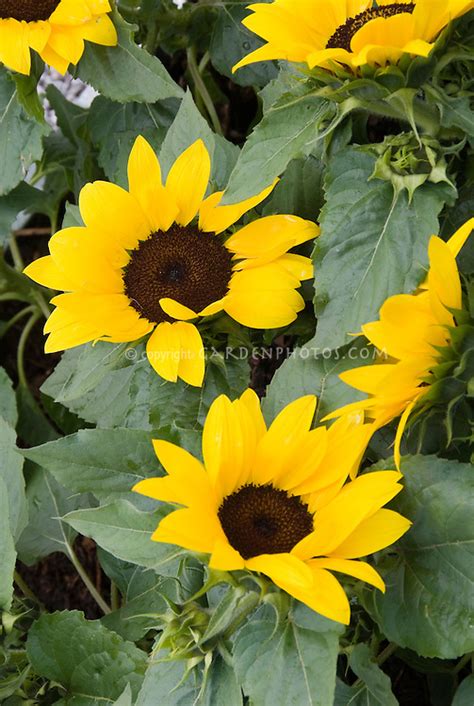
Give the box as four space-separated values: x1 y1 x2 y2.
369 133 455 200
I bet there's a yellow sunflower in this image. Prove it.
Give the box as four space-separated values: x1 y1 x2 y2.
324 218 474 466
0 0 117 75
24 136 318 387
133 390 410 624
233 0 474 73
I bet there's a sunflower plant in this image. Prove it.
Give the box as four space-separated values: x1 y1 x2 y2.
0 1 473 705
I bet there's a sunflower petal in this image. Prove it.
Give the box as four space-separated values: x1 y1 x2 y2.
330 509 412 559
309 557 385 592
166 140 211 226
199 180 278 234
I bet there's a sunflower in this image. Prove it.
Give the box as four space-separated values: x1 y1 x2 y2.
324 218 474 466
0 0 117 75
24 136 317 387
133 390 410 624
233 0 474 73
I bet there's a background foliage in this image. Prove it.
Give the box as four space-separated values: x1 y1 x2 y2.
0 1 473 704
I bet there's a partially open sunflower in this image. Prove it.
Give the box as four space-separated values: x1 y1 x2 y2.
25 136 317 387
324 218 474 466
0 0 117 75
234 0 474 73
134 390 410 624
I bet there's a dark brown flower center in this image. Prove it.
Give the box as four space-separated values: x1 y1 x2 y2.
122 224 233 325
218 484 314 560
326 2 415 52
0 0 60 21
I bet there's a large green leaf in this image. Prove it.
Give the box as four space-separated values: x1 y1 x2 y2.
102 566 195 641
0 417 27 539
209 2 277 88
0 476 15 611
159 90 239 189
233 603 343 706
41 342 250 440
41 342 153 430
64 500 183 573
16 464 82 565
262 154 325 222
0 69 48 196
222 89 327 204
453 675 474 706
0 367 17 427
363 455 474 659
313 148 449 350
263 340 372 423
26 611 146 704
136 649 243 706
334 644 398 705
75 11 182 103
22 428 161 503
87 96 176 186
0 182 55 246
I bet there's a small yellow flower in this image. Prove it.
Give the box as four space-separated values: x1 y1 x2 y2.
234 0 474 73
324 218 474 466
0 0 117 75
133 390 410 624
25 136 318 387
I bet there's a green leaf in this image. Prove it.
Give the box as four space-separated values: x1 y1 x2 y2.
453 675 474 706
335 644 398 705
64 500 183 572
425 84 474 136
201 586 259 647
222 91 326 204
22 428 161 503
102 562 203 641
16 464 82 565
0 476 15 611
41 342 154 430
159 90 239 190
263 340 373 423
262 154 325 222
26 611 146 704
313 148 448 350
363 455 474 659
0 367 17 427
233 603 343 706
136 650 243 706
113 684 133 706
41 342 250 438
209 2 277 88
0 68 48 196
0 417 27 539
75 11 182 103
0 182 55 245
87 95 177 186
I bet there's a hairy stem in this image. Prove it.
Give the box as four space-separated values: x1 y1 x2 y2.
187 46 223 136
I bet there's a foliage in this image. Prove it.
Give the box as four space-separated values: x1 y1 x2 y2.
0 2 473 705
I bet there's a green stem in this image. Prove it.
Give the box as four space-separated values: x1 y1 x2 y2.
66 545 111 615
1 305 36 338
145 20 159 54
453 652 473 674
376 642 398 666
8 233 25 271
0 292 27 303
14 570 41 605
33 290 51 319
17 312 41 388
187 47 223 136
8 232 51 318
110 581 121 611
